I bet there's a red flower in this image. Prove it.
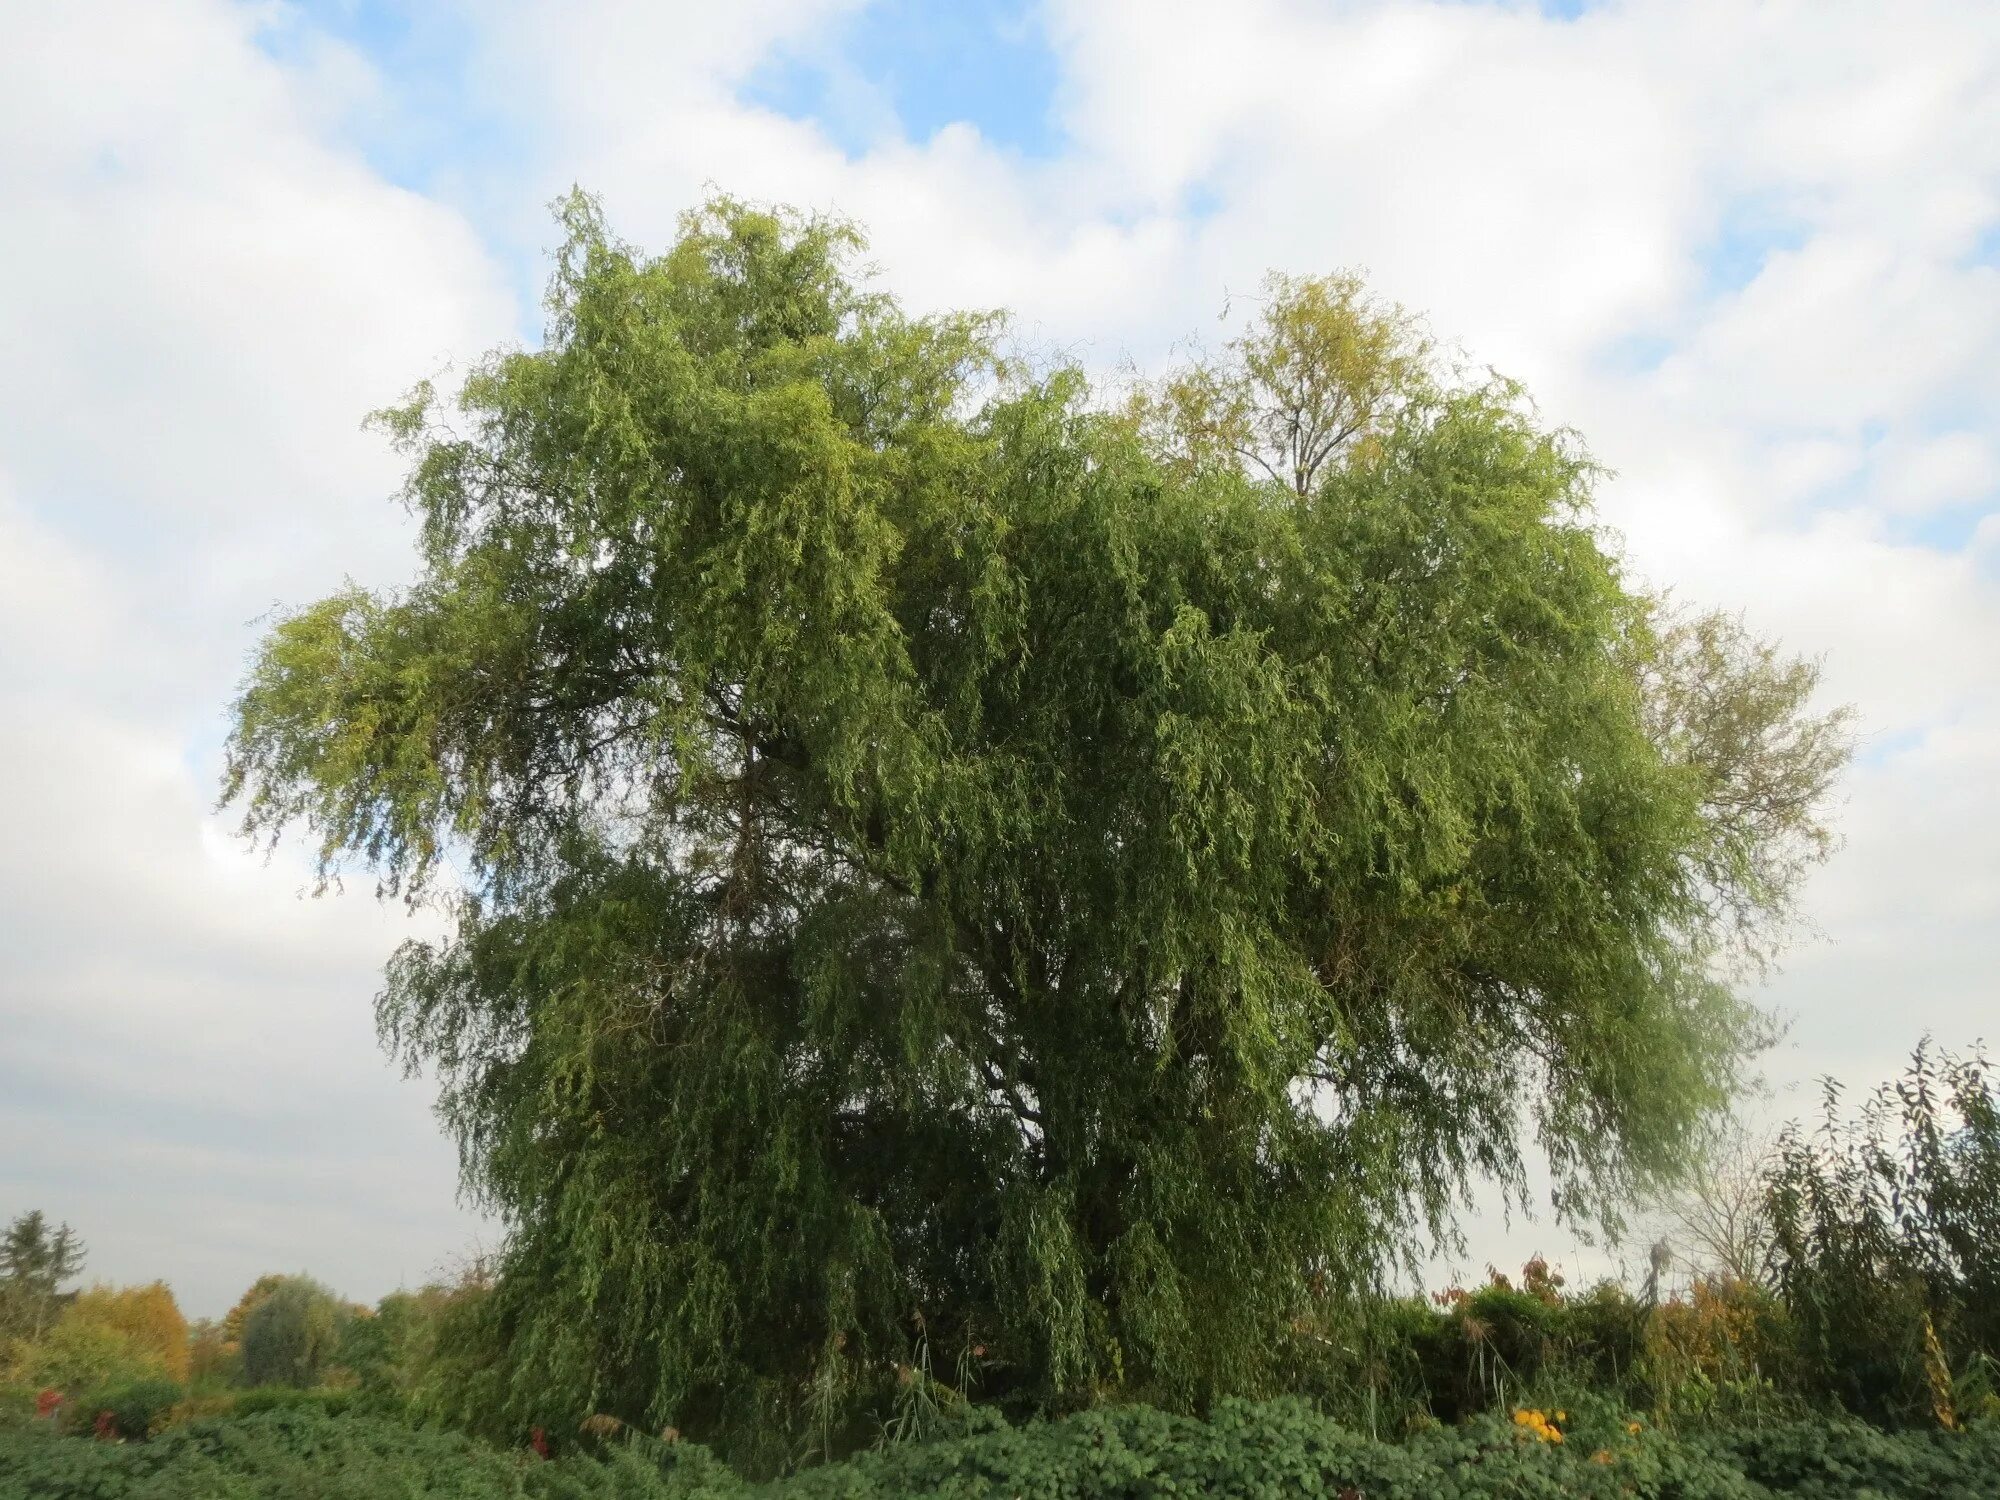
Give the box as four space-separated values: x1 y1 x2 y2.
529 1426 550 1458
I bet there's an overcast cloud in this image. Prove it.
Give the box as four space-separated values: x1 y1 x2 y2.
1 0 1994 1316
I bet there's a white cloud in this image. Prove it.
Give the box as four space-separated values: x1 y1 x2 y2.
0 0 514 1316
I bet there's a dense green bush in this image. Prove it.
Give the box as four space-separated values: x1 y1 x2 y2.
0 1386 43 1434
774 1401 2000 1500
1694 1418 2000 1499
2 1398 1996 1500
1766 1043 2000 1428
227 1384 364 1419
0 1407 531 1500
1288 1261 1804 1436
62 1377 183 1440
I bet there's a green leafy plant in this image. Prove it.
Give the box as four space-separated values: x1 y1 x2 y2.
65 1377 185 1441
1766 1042 2000 1426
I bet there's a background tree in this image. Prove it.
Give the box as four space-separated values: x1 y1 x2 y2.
0 1210 85 1345
63 1282 191 1384
6 1312 156 1392
221 1272 288 1356
1644 1119 1779 1289
1631 606 1853 958
3 1282 184 1394
239 1276 348 1388
187 1317 234 1386
224 193 1850 1463
340 1278 477 1407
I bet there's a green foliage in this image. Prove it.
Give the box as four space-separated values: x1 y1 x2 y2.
238 1276 350 1389
335 1303 397 1395
4 1401 1997 1500
221 1274 289 1352
186 1317 235 1387
1695 1417 2000 1499
769 1400 2000 1500
0 1407 537 1500
343 1279 488 1410
222 192 1849 1460
0 1386 43 1434
1639 1276 1805 1429
1766 1041 2000 1427
227 1385 365 1419
6 1311 164 1394
1325 1271 1612 1428
1279 1258 1813 1439
65 1378 184 1440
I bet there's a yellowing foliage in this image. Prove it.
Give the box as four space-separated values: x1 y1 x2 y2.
67 1282 190 1383
187 1318 233 1383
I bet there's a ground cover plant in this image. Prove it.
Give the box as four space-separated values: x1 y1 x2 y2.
5 1399 1999 1500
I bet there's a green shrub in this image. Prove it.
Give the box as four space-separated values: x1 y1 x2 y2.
767 1399 2000 1499
1696 1418 2000 1500
228 1384 360 1418
1766 1043 2000 1428
0 1407 519 1499
0 1386 47 1435
5 1312 164 1394
2 1398 1998 1500
63 1377 184 1440
1324 1265 1656 1428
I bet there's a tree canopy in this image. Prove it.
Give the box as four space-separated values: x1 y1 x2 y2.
223 193 1849 1463
0 1210 85 1345
239 1275 349 1389
62 1282 191 1384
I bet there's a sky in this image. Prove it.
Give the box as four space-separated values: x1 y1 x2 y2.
1 0 1996 1321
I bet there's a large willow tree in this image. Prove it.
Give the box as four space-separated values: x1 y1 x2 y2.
225 195 1848 1460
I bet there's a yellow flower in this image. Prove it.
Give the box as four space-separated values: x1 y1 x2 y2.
1626 1420 1643 1434
1590 1449 1614 1465
1509 1408 1566 1443
1556 1411 1566 1422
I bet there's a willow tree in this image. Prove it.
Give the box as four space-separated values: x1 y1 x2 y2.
224 195 1848 1460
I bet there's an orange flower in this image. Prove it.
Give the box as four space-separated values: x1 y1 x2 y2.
1510 1408 1564 1443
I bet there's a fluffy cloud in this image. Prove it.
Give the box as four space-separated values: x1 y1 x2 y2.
0 1 514 1315
3 0 1994 1307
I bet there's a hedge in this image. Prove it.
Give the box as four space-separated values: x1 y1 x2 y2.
2 1398 1996 1500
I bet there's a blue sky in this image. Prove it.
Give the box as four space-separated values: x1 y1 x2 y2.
747 0 1065 157
2 0 1997 1318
